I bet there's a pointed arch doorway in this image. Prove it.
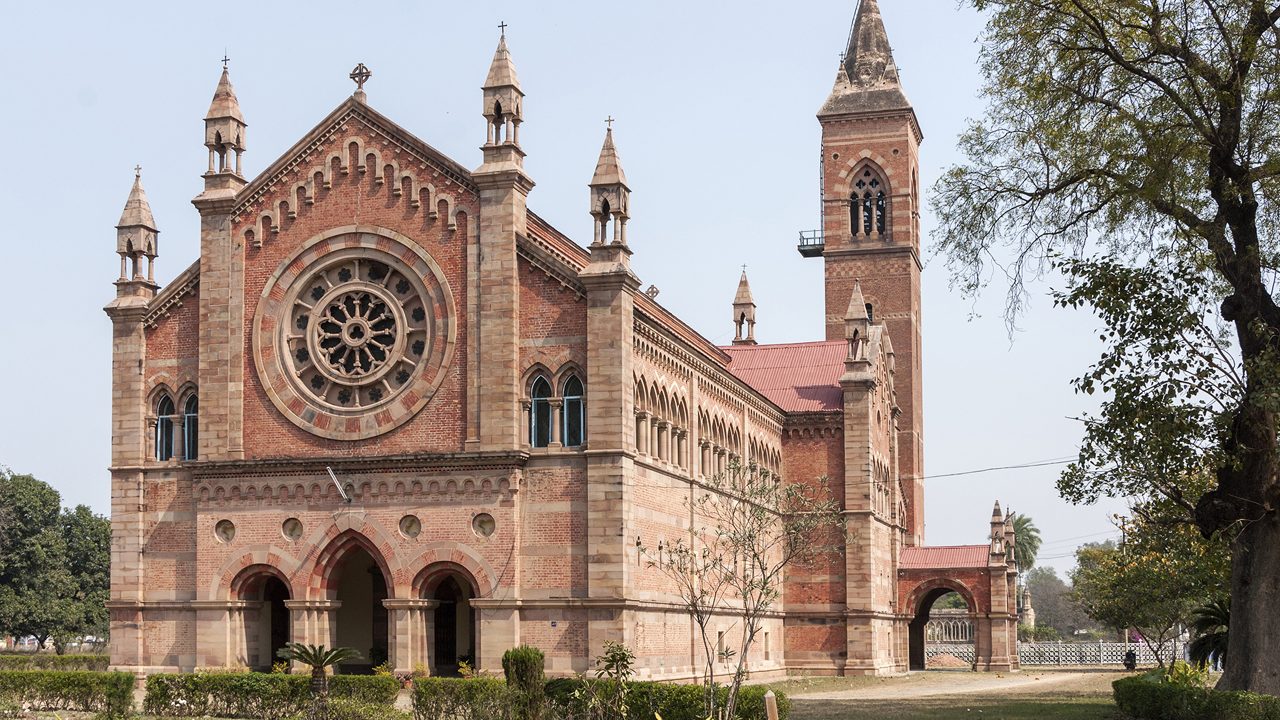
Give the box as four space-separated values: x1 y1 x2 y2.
417 564 479 676
232 566 293 671
316 533 394 674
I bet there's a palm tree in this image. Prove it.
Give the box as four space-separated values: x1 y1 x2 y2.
1188 597 1229 670
276 643 362 698
1012 514 1042 574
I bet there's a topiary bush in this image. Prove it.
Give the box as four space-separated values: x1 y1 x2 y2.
145 671 400 718
0 654 109 671
503 646 546 720
412 677 511 720
0 669 134 719
1112 673 1280 720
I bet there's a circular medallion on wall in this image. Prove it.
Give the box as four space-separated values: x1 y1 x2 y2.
399 514 422 539
472 512 496 538
253 227 457 440
282 517 303 541
214 519 236 543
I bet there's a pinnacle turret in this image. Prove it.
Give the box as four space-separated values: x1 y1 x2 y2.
115 168 159 292
203 65 247 182
732 271 757 345
589 124 630 247
484 35 521 91
478 31 527 174
820 0 911 116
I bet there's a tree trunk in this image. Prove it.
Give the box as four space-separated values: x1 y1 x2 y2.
311 667 328 698
1219 513 1280 693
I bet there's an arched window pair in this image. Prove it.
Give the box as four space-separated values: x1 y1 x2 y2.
155 393 198 461
528 375 585 448
850 167 888 238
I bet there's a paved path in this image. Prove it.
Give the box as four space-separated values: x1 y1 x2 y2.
794 670 1125 700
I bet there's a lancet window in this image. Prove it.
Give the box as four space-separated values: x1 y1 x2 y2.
155 394 175 461
850 166 889 238
183 395 199 461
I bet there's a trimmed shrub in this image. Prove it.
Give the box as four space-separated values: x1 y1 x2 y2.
412 677 511 720
503 646 546 720
331 674 401 705
0 669 134 719
0 653 110 671
543 678 790 720
311 697 412 720
1112 674 1280 720
145 671 400 718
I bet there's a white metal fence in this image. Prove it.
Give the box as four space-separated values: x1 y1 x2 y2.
927 641 1180 666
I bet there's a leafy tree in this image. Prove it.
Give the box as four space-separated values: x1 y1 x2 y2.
1072 512 1229 665
1024 566 1096 637
934 592 969 611
0 471 111 652
1011 514 1042 575
1189 597 1231 669
932 0 1280 692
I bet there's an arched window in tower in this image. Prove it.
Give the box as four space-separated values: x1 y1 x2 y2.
183 395 199 461
155 394 175 461
850 167 889 238
529 376 552 448
562 375 585 448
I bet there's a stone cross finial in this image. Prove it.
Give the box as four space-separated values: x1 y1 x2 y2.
499 21 508 38
221 53 230 69
606 115 615 129
350 63 372 98
134 164 142 178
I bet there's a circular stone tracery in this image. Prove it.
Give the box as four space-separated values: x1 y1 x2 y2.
254 228 457 440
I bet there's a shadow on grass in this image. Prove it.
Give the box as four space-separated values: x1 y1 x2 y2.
793 696 1122 720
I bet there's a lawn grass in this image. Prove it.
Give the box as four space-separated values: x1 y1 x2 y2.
792 696 1121 720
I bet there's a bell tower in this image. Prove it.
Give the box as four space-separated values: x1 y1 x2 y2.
808 0 925 544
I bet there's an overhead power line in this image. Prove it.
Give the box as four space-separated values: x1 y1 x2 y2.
922 457 1075 480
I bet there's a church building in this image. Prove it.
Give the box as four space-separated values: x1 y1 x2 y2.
106 0 1020 678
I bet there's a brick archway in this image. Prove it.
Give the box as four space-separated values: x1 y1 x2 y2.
407 542 497 598
897 544 1018 672
308 529 396 599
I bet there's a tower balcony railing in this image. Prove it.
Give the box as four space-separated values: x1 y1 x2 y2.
797 230 825 258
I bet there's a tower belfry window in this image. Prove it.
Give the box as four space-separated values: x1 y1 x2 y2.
851 167 888 238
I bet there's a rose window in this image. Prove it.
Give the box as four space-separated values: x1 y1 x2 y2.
254 230 457 441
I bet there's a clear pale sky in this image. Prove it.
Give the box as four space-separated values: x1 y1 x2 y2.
0 1 1127 577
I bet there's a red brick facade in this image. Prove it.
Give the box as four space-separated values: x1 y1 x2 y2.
105 3 1016 679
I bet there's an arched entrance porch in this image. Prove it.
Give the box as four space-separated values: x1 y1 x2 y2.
906 581 977 671
414 563 479 676
231 565 292 671
313 532 394 674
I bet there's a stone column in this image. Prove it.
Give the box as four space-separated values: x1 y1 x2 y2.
636 412 650 456
549 399 564 448
284 600 342 663
384 599 439 675
172 416 185 462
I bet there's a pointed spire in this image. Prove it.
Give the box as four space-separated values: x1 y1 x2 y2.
205 68 244 122
844 0 899 88
732 269 757 345
992 500 1004 519
734 270 754 306
845 280 868 322
484 35 521 90
820 0 911 116
591 127 629 188
117 168 157 232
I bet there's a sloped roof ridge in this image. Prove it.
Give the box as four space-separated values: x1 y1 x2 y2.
144 259 201 327
232 98 475 217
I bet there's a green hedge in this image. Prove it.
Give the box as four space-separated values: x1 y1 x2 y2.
543 678 789 720
0 653 109 671
1113 675 1280 720
0 669 134 719
145 671 400 718
412 677 511 720
313 697 412 720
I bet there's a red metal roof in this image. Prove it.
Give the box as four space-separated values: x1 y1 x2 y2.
900 545 990 570
721 341 848 412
